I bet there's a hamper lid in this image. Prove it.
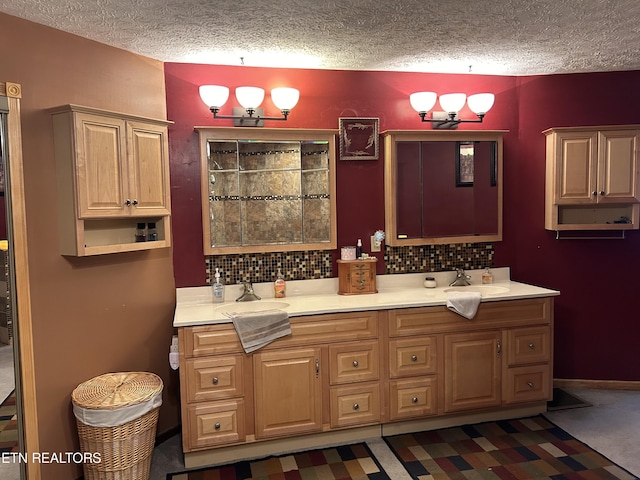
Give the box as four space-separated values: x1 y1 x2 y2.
71 372 163 410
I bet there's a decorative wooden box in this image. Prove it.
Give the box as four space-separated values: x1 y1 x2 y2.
337 258 378 295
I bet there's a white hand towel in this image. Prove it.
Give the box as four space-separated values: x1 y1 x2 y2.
446 291 483 319
226 309 291 353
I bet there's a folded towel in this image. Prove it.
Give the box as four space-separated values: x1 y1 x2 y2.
226 309 291 353
446 291 482 319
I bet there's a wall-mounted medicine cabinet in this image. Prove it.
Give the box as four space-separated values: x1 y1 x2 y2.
51 104 172 256
197 127 337 255
383 130 505 246
544 125 640 232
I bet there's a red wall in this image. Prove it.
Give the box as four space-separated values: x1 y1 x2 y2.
165 64 640 381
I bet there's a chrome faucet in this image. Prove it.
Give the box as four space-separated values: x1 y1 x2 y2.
236 281 261 302
449 268 472 287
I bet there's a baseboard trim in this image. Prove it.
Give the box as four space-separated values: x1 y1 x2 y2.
554 378 640 391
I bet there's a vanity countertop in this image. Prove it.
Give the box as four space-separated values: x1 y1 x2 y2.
174 268 560 328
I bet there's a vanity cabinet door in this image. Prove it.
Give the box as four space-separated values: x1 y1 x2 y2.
444 331 501 412
253 347 323 439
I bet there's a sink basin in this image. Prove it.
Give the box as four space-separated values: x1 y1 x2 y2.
444 285 510 297
214 301 290 314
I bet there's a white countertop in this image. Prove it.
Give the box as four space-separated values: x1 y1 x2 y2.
173 267 560 328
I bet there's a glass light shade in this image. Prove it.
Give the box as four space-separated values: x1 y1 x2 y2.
467 93 495 115
235 86 265 109
409 92 437 113
199 85 230 108
438 93 467 113
271 87 300 111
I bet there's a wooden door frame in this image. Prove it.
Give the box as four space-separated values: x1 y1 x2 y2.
2 82 40 479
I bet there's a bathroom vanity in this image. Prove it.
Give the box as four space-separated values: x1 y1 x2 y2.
173 268 559 468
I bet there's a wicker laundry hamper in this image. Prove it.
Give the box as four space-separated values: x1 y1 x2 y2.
71 372 163 480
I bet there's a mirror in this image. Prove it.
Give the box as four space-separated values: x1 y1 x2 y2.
383 130 504 245
197 128 337 255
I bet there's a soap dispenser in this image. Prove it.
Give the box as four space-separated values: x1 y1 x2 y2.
482 267 494 284
274 268 286 298
212 268 225 303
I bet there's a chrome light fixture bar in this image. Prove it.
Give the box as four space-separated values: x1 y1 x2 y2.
409 92 495 128
200 85 300 125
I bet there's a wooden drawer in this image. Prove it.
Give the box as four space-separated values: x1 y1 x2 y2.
186 400 245 450
183 324 243 357
389 377 438 420
506 326 551 366
504 364 551 404
330 383 381 428
389 336 437 378
329 340 379 385
389 298 551 337
185 356 244 403
263 311 379 348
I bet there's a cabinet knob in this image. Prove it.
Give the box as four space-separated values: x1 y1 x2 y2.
528 343 535 350
125 199 132 206
411 355 418 362
214 422 221 430
353 403 360 410
592 191 597 196
132 199 139 205
412 397 419 403
212 377 219 385
352 360 359 368
527 382 535 389
599 191 605 195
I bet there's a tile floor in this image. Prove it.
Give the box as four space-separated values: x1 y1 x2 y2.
150 387 640 480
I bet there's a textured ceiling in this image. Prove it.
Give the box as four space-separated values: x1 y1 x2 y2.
3 0 640 75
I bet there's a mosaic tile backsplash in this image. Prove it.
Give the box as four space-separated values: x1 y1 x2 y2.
206 250 333 285
206 243 493 285
384 243 494 274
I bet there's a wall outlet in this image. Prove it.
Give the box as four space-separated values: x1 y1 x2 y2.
370 235 381 252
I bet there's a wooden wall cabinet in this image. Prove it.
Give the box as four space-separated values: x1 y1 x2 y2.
51 104 172 255
544 126 640 231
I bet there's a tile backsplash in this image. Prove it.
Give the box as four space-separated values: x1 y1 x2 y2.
384 243 494 274
206 250 333 285
205 243 493 285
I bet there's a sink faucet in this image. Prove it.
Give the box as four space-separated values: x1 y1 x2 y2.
236 281 261 302
449 268 472 287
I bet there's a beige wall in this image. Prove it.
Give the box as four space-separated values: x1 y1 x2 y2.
1 12 179 479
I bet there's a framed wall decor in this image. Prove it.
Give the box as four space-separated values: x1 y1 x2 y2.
456 141 474 186
339 117 379 160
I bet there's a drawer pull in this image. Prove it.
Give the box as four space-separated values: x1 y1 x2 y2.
353 360 359 368
353 403 360 410
412 397 419 403
212 377 219 385
527 381 535 389
528 343 536 350
214 422 221 430
411 355 418 362
496 339 502 357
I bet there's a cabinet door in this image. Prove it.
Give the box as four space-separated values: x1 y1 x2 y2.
254 347 322 439
597 130 640 203
554 131 598 204
127 121 171 215
444 331 501 412
75 113 128 217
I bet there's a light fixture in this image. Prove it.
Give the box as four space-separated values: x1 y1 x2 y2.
409 92 495 128
199 85 300 125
